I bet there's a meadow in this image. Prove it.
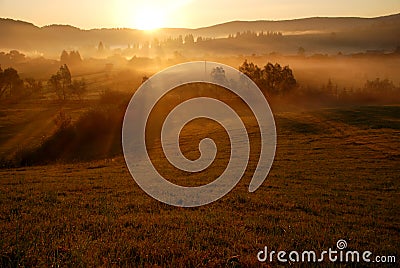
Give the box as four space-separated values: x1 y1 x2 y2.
0 101 399 266
1 7 399 267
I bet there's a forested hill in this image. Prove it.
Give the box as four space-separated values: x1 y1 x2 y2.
1 13 399 57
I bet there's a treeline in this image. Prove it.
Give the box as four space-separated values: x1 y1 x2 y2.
0 64 86 101
96 31 283 53
0 50 27 64
295 77 400 104
0 66 40 99
228 30 283 39
2 60 399 103
237 60 400 104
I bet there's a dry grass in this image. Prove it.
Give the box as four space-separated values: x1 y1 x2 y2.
0 100 93 164
0 105 399 267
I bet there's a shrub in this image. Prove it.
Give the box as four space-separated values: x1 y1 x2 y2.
16 107 125 166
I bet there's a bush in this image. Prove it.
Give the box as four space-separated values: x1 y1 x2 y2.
16 107 125 166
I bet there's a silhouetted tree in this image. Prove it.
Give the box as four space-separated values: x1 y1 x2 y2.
325 78 338 97
0 67 23 98
59 64 71 92
0 66 5 97
364 78 396 93
69 51 82 64
49 64 72 100
211 66 228 85
49 64 87 100
25 78 43 96
48 74 61 99
8 50 26 63
98 41 104 52
177 35 183 45
70 78 87 100
60 50 82 65
152 38 160 48
60 50 69 63
239 59 262 84
297 47 305 56
184 34 194 45
239 60 296 95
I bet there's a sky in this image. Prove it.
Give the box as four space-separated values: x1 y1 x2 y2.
0 0 399 30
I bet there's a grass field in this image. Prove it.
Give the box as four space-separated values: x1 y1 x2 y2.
0 104 399 267
0 100 94 162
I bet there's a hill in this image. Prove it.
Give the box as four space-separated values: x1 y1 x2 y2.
1 14 400 57
0 105 399 266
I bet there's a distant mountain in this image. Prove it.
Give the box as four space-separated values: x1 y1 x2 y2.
189 13 400 36
1 13 400 57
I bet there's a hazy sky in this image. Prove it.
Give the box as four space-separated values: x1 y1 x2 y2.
1 0 399 29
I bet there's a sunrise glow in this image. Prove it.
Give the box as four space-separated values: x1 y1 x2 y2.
133 6 165 30
0 0 397 29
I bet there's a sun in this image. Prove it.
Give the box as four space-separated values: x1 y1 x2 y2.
134 7 165 31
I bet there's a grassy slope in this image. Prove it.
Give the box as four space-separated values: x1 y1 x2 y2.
0 100 92 161
0 105 399 267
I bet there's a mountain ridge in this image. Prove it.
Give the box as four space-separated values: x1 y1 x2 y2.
1 12 399 31
1 13 399 57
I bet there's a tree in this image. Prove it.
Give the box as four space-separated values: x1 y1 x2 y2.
58 64 71 97
70 78 87 100
60 50 82 65
25 78 43 96
177 35 183 45
184 34 194 45
211 66 228 85
0 66 4 98
297 47 305 56
69 51 82 64
48 74 62 99
8 50 26 63
48 64 88 101
239 60 297 95
60 50 69 63
364 78 396 93
0 67 23 98
279 65 297 94
49 64 72 100
98 41 104 52
239 60 262 81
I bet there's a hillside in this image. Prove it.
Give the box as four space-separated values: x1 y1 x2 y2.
1 105 399 266
1 13 400 57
